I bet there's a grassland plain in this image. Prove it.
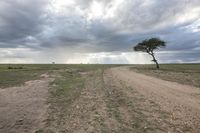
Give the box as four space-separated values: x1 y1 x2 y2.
0 64 115 88
0 64 200 133
0 64 70 88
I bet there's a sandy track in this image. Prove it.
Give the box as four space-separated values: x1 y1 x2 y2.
0 75 54 133
110 67 200 132
47 70 119 133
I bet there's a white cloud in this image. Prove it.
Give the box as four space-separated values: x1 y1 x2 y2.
66 52 153 64
183 19 200 33
0 48 38 63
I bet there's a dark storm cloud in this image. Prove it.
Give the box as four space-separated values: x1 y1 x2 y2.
0 0 48 48
0 0 200 63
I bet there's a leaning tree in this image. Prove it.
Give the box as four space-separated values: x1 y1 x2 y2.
133 38 166 69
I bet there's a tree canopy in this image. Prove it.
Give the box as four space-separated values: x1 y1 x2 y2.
133 38 166 69
134 38 165 53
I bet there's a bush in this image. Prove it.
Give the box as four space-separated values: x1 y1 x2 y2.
8 66 23 69
8 66 13 69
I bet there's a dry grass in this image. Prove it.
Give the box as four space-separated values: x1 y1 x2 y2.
130 64 200 88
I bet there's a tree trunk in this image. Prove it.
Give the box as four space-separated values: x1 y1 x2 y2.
155 60 159 69
151 54 159 69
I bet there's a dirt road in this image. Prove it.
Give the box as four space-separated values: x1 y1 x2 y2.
109 67 200 132
0 75 54 133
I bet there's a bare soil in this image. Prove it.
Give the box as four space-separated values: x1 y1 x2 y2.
0 75 54 133
1 66 200 133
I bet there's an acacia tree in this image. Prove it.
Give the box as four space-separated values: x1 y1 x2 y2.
133 38 166 69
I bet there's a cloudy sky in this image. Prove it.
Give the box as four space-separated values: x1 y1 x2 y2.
0 0 200 64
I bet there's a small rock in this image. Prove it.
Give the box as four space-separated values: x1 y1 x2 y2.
16 119 24 125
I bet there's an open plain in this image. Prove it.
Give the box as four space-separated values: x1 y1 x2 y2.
0 64 200 133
